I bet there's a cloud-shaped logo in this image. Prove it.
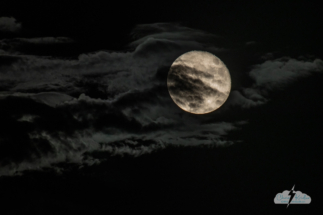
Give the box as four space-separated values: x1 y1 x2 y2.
274 185 311 207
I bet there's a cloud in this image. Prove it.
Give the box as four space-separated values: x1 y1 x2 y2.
0 23 227 98
1 22 322 176
0 49 7 54
0 91 75 107
15 37 74 44
0 86 243 176
249 58 323 90
0 37 74 48
228 90 268 108
0 37 75 55
226 57 323 108
129 22 221 47
0 17 21 32
31 92 75 107
245 41 257 46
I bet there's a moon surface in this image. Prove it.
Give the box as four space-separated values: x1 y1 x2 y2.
167 50 231 114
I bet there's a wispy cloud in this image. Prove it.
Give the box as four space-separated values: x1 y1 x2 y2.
1 22 322 176
0 17 21 33
0 23 241 176
228 57 323 108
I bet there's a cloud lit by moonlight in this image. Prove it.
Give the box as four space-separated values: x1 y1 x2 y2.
167 51 231 114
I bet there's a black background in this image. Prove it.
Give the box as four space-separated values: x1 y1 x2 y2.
1 0 322 214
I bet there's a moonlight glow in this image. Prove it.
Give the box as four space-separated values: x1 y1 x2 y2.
167 50 231 114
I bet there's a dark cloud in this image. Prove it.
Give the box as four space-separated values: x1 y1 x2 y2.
129 22 221 48
0 37 75 56
168 64 219 111
1 22 322 176
245 41 257 46
0 37 74 47
0 96 82 174
15 37 74 44
228 90 268 108
0 17 21 33
226 57 323 108
249 57 323 90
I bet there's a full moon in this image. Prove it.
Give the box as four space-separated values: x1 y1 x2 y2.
167 50 231 114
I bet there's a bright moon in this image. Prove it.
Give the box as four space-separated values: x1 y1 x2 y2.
167 50 231 114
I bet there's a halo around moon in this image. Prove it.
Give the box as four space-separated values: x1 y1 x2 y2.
167 50 231 114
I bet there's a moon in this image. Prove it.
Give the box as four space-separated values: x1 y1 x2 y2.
167 50 231 114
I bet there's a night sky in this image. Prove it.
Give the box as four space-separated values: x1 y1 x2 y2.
0 1 322 214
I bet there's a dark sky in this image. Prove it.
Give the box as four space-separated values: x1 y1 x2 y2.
0 1 322 214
